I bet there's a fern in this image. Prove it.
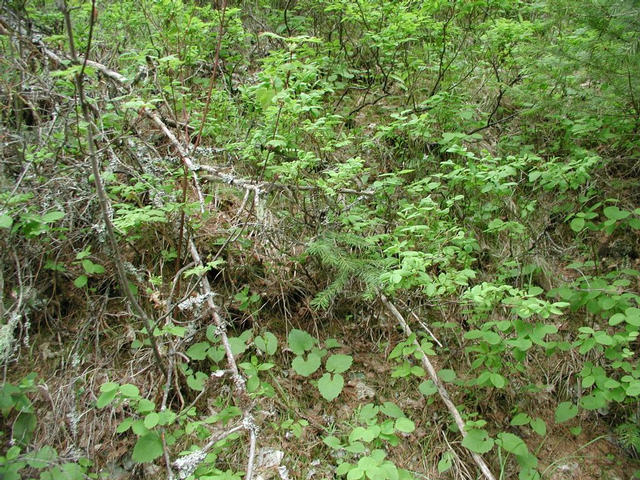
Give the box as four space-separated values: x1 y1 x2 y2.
306 233 386 309
615 421 640 458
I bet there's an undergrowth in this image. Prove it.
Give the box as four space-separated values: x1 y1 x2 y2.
1 0 640 479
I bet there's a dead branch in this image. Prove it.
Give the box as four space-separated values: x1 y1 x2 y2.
380 294 497 480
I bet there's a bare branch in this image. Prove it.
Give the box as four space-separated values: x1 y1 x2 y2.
380 294 497 480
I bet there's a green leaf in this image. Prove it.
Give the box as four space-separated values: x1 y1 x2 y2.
510 413 530 426
462 429 494 454
158 410 176 426
508 337 533 351
82 259 105 274
292 352 321 377
116 417 133 433
347 467 365 480
381 402 405 418
323 435 342 449
325 338 341 349
100 382 119 393
137 398 155 413
131 432 163 463
186 342 210 361
119 384 140 398
603 206 629 221
490 373 506 388
419 380 438 396
554 402 578 423
317 373 344 401
187 372 207 391
580 393 607 410
530 417 546 436
570 217 585 232
497 432 528 457
394 417 415 433
625 308 640 326
438 452 453 473
609 313 626 326
326 354 353 373
228 336 249 355
42 211 65 223
60 463 85 480
73 275 88 288
96 389 118 408
438 369 456 382
144 412 159 429
288 329 315 355
27 445 57 468
626 381 640 396
255 332 278 355
350 426 380 443
0 214 13 229
13 411 36 445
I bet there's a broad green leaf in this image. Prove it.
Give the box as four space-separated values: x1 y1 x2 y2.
530 417 547 436
13 411 36 445
292 352 321 376
100 382 119 393
490 373 506 388
158 410 176 426
497 432 528 457
625 308 640 326
438 369 456 382
186 342 210 361
462 429 494 454
325 338 341 349
228 336 249 355
323 435 342 449
137 398 155 413
603 206 629 221
569 217 585 232
187 372 207 391
326 354 353 373
609 313 626 326
381 402 404 418
0 214 13 229
626 381 640 396
119 384 140 397
510 413 530 426
96 389 118 408
131 432 163 463
554 402 578 423
347 467 364 480
144 412 159 429
73 275 88 288
287 329 315 355
27 445 57 468
317 373 344 401
42 211 65 223
349 426 380 443
255 332 278 355
438 452 453 473
419 380 438 396
60 463 85 480
82 260 99 274
394 417 415 433
580 393 607 410
116 417 133 433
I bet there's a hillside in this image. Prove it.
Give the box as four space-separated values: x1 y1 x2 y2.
1 1 640 479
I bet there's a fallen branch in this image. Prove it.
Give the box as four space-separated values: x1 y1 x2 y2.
62 0 167 378
380 294 497 480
